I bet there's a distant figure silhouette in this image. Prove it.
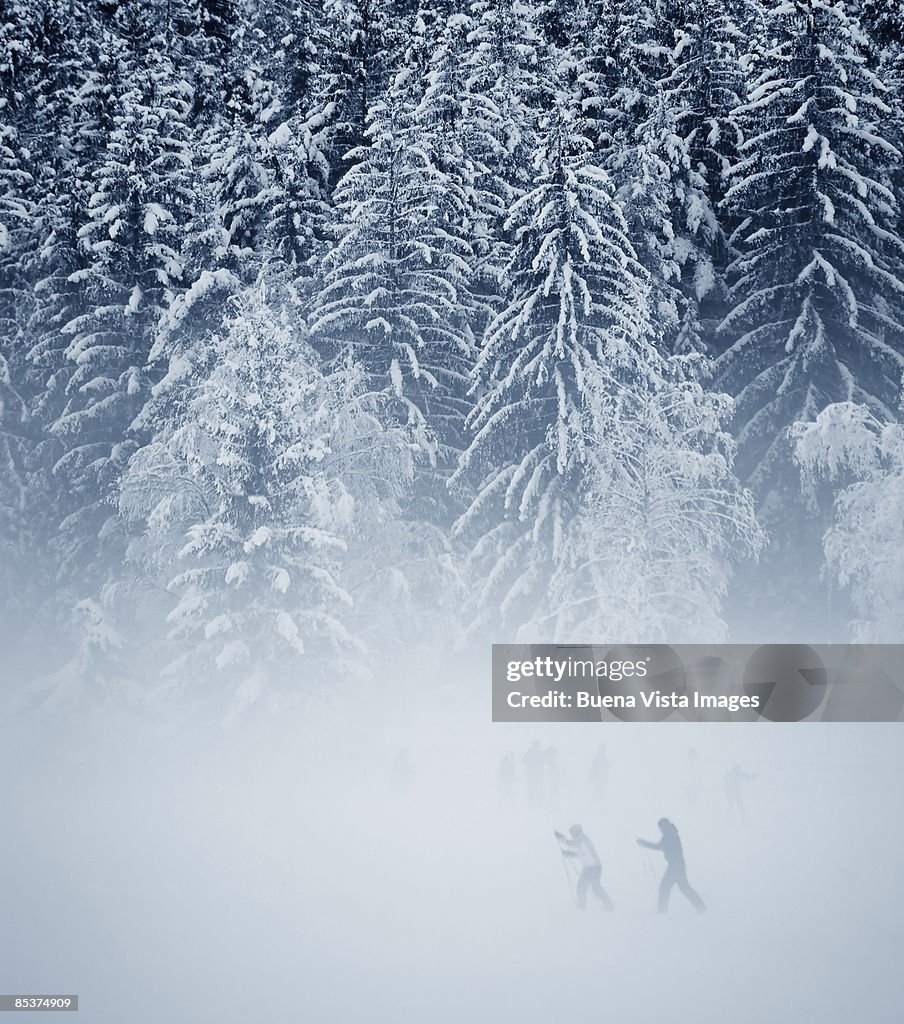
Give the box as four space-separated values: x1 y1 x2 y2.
725 764 757 820
497 753 516 811
523 740 545 809
637 818 706 914
555 824 613 910
545 745 561 810
589 743 609 808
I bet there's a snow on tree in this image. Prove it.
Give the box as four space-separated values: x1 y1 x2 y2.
200 0 330 278
314 0 411 188
5 0 904 676
548 363 764 642
576 0 745 356
793 400 904 641
310 88 474 463
453 104 659 635
0 347 30 626
406 5 500 340
41 8 194 588
117 286 364 711
460 0 548 274
717 0 904 503
0 4 44 629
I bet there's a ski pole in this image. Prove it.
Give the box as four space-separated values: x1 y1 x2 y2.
642 850 654 879
555 834 577 904
560 851 575 901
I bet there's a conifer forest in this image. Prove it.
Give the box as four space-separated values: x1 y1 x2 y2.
2 0 904 711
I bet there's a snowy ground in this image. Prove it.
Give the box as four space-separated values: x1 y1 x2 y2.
2 691 902 1024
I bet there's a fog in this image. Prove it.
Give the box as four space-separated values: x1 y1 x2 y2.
2 672 902 1024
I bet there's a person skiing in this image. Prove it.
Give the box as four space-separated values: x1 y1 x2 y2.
555 824 614 910
725 763 757 820
637 818 706 914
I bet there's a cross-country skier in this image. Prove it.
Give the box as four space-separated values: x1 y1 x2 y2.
637 818 706 914
555 824 614 910
724 764 757 820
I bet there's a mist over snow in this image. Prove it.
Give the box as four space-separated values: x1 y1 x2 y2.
3 677 903 1024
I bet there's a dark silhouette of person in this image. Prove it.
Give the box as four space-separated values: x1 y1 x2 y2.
637 818 705 914
497 753 516 811
523 740 545 809
589 743 609 807
555 824 613 910
725 763 757 820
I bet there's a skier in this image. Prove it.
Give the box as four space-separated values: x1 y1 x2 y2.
637 818 706 914
555 824 614 910
725 763 757 820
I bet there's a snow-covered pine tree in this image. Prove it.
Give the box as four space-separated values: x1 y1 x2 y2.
246 0 330 273
793 401 904 642
404 3 501 341
659 0 756 337
315 0 412 189
572 6 679 352
548 363 764 642
0 348 30 631
460 0 550 285
452 104 659 636
44 6 194 588
577 0 742 357
200 36 279 272
199 9 329 283
714 0 904 635
310 89 474 466
118 286 363 711
0 4 40 632
857 1 904 238
857 0 904 53
717 0 904 501
180 0 239 122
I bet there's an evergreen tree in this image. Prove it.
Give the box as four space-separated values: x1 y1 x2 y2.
310 91 474 461
453 106 658 635
315 0 411 187
549 364 763 641
461 0 547 265
0 3 40 632
42 6 194 587
118 287 363 710
794 400 904 641
718 0 904 503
